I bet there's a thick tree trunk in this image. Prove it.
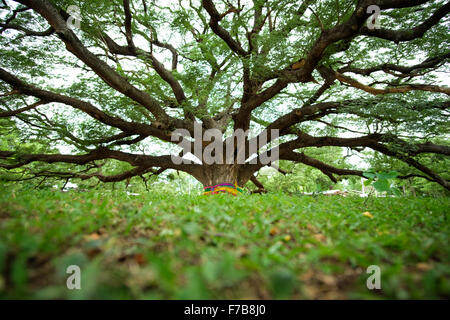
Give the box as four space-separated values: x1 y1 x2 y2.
196 164 254 188
198 164 239 187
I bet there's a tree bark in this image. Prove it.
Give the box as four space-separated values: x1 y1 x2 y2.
197 164 249 187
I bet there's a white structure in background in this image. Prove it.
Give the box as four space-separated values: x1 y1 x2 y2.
361 177 367 197
126 191 140 196
53 181 78 192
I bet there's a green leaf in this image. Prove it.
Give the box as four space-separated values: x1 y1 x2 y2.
373 179 391 192
363 172 376 179
378 171 399 180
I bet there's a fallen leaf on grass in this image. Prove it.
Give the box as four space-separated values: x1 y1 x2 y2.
316 273 337 286
306 224 319 233
313 234 326 242
416 262 432 271
87 248 102 258
237 246 249 257
133 253 146 265
270 227 279 236
84 232 101 240
362 211 374 218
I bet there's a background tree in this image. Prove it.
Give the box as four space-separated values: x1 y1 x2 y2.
364 145 450 196
0 0 449 192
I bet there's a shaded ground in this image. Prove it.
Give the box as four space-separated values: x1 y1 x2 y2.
0 186 448 299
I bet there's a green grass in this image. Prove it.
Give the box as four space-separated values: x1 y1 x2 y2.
0 186 449 299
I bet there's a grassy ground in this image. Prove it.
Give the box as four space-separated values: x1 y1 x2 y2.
0 186 449 299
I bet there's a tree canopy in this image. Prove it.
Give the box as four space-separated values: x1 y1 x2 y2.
0 0 449 191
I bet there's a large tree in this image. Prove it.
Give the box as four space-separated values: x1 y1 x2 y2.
0 0 449 191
